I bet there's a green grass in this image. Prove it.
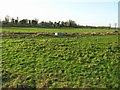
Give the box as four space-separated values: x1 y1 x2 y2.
2 27 117 33
2 34 119 88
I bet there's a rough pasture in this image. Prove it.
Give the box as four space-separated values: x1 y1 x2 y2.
2 30 119 88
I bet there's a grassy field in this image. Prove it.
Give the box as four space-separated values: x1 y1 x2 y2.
1 27 120 88
2 27 117 33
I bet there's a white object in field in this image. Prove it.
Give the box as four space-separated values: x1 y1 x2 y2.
55 32 63 36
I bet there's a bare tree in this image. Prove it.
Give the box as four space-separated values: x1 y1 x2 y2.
5 15 10 24
15 17 19 24
11 18 15 23
114 23 117 29
109 24 111 29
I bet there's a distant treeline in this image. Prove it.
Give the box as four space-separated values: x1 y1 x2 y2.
0 16 115 29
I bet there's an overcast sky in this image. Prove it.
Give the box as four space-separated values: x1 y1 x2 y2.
0 0 119 27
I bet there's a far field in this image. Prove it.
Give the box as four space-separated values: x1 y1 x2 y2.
1 27 119 88
2 27 118 33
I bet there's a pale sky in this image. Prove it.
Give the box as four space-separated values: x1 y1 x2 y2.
0 0 119 27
